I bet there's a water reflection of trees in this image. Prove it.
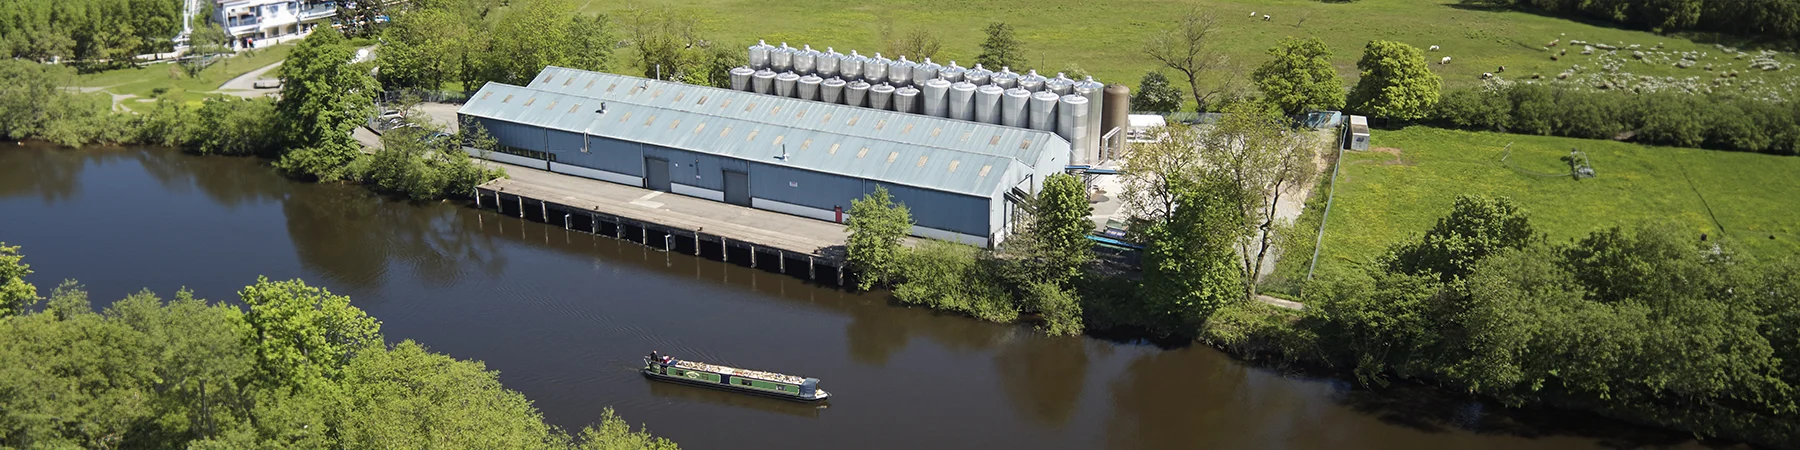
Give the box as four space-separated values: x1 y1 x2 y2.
0 143 130 203
1103 347 1331 450
994 334 1089 428
135 149 289 209
280 182 507 301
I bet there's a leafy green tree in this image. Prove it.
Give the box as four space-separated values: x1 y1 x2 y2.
363 119 501 200
1383 195 1536 282
846 186 912 290
485 0 578 84
619 6 706 82
1347 40 1440 121
274 30 379 181
239 277 381 388
1199 100 1318 298
0 243 37 318
1002 173 1094 287
1025 281 1083 336
893 240 1018 322
336 0 390 38
1129 72 1183 113
566 14 615 74
573 408 681 450
334 340 562 449
381 8 473 90
975 22 1025 70
102 288 255 444
1432 88 1511 131
190 96 281 157
1252 37 1345 116
1138 176 1246 336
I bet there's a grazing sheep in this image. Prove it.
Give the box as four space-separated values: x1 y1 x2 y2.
1481 72 1494 79
1262 14 1271 21
1441 56 1452 65
1496 66 1505 73
1429 45 1441 51
1548 39 1559 47
1250 11 1257 17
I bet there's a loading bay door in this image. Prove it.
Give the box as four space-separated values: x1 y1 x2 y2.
644 157 671 192
724 170 750 206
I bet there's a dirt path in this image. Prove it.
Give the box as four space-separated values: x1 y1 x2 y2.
210 61 284 98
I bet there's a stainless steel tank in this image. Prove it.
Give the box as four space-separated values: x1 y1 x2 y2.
730 66 755 91
894 86 921 114
794 44 819 75
1058 95 1090 164
865 53 891 87
1029 91 1059 132
752 69 776 94
913 58 943 87
846 80 871 107
771 42 794 73
821 77 847 104
1101 83 1131 160
818 47 843 79
974 85 1004 124
775 72 800 98
1046 72 1074 95
1001 87 1031 127
940 61 967 84
992 66 1020 89
843 50 868 82
948 81 977 121
747 40 773 70
869 83 896 111
921 78 951 117
798 74 823 101
966 64 993 86
1076 76 1107 162
889 56 916 87
1019 69 1048 92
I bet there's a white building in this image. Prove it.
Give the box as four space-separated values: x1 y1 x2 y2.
213 0 338 49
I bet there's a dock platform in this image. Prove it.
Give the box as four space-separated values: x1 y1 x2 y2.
473 162 853 284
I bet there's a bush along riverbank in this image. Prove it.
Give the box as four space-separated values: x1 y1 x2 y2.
2 31 502 203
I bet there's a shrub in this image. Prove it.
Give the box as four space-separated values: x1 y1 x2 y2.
1506 84 1556 136
892 240 1018 323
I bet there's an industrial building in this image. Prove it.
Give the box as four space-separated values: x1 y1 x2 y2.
458 67 1074 247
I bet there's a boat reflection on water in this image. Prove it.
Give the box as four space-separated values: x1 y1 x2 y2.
646 379 829 418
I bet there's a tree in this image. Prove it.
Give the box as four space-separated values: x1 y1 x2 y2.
333 340 562 448
239 277 381 388
1142 9 1238 112
1129 72 1183 113
893 240 1019 323
274 30 380 181
1252 36 1346 116
0 243 37 318
1347 40 1441 121
888 28 943 60
846 186 912 290
486 0 578 84
573 408 681 450
380 8 472 90
1025 281 1083 337
337 0 390 38
620 6 700 82
1004 173 1094 286
1199 100 1318 299
565 14 615 74
976 22 1025 70
1120 125 1203 224
1138 175 1247 336
1384 195 1537 282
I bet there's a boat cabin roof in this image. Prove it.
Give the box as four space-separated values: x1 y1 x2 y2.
672 360 807 385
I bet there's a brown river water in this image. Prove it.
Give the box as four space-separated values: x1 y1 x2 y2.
0 145 1736 449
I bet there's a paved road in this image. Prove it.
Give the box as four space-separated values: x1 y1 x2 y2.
211 61 284 98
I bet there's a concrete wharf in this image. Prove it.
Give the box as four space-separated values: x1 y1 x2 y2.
473 161 854 285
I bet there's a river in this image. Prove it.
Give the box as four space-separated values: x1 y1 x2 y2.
0 145 1727 449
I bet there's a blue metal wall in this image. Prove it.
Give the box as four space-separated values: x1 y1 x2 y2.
646 147 750 192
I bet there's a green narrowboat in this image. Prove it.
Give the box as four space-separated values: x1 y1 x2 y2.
642 352 830 402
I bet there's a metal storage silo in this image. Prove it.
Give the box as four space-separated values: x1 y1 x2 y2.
895 86 921 114
1001 87 1031 127
948 81 977 121
1019 69 1048 92
771 42 794 73
1057 95 1090 164
1101 83 1131 159
748 40 773 70
866 53 892 87
992 67 1020 89
1046 72 1074 95
730 66 755 91
819 47 843 79
921 78 951 117
822 77 847 104
889 56 916 87
795 44 819 75
913 58 943 87
1075 76 1107 162
846 80 871 107
1029 91 1059 132
966 64 993 86
775 72 800 98
869 83 896 111
940 61 967 84
798 74 823 101
752 69 777 94
843 50 868 82
974 85 1004 124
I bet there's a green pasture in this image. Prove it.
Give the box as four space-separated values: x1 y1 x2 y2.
1306 127 1800 280
587 0 1798 102
71 44 294 105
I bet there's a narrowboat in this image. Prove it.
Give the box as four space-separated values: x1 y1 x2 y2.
642 352 830 402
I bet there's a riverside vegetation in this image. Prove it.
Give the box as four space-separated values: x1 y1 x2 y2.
0 243 680 449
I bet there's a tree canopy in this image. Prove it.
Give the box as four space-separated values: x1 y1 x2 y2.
1347 40 1440 121
976 22 1026 70
846 186 913 290
1252 37 1346 116
1129 72 1183 113
274 30 380 181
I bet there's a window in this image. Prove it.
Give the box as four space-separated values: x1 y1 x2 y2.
496 145 556 162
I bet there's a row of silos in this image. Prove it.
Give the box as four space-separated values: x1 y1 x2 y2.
744 39 1132 165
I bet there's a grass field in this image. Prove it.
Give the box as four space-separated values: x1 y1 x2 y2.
1293 127 1800 282
70 44 294 105
588 0 1799 102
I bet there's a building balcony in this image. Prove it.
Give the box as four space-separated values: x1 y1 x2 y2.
299 3 336 20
